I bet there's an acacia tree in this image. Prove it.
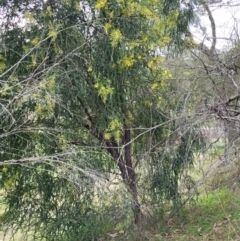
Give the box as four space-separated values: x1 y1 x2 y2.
0 0 200 239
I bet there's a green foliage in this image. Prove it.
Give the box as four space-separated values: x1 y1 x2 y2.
150 125 205 213
0 161 111 241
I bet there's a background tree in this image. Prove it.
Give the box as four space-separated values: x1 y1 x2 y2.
162 0 240 194
191 0 240 163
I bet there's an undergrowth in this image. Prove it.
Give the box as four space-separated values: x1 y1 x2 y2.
108 188 240 241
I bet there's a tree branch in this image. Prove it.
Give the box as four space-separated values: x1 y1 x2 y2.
203 2 216 54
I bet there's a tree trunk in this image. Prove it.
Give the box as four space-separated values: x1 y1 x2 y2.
225 121 240 162
87 120 142 225
123 127 142 226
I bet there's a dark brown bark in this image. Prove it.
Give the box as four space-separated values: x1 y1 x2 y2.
124 127 142 225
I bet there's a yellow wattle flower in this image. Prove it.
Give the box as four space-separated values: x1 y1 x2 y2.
110 29 123 47
95 0 107 10
104 132 112 140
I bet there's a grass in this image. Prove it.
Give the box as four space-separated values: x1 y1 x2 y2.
110 188 240 241
174 188 240 241
1 188 240 241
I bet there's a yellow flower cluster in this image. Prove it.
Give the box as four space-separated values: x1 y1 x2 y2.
103 22 112 34
157 96 162 106
58 134 67 146
46 6 53 17
109 119 123 131
1 83 11 97
104 118 123 142
151 70 172 92
129 41 140 49
122 1 137 17
138 5 156 19
186 36 197 48
0 62 6 74
104 132 112 140
151 79 166 90
95 0 107 10
47 75 56 90
31 54 37 67
23 45 29 53
110 29 123 47
108 11 114 18
120 1 156 19
48 23 60 41
126 111 134 125
118 54 136 68
113 130 122 142
148 0 158 3
147 60 154 69
145 100 153 107
48 29 58 41
151 82 161 90
158 36 171 47
24 10 35 25
94 83 114 103
162 70 172 79
147 56 163 71
88 66 93 72
53 43 64 55
0 54 6 74
166 12 179 29
31 37 40 46
35 95 55 118
4 176 16 191
9 75 18 82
